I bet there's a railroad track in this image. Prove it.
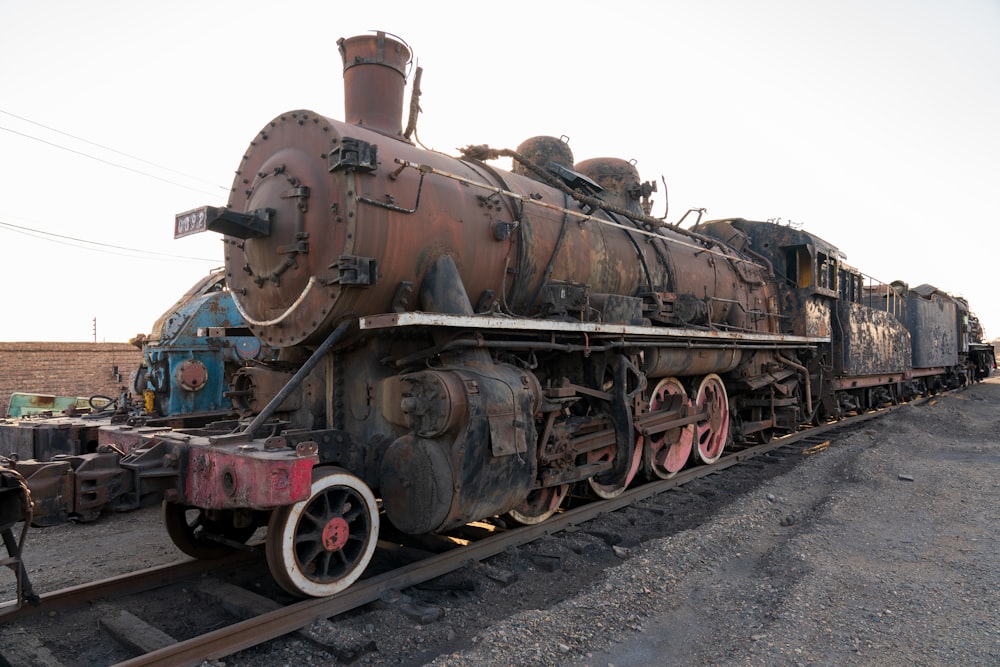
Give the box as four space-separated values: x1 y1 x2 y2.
0 398 921 667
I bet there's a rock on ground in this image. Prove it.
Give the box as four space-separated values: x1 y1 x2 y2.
432 378 1000 667
7 378 999 666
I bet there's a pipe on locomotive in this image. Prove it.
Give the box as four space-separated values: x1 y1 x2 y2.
239 320 351 438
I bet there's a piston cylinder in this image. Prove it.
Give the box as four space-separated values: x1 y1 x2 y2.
379 364 541 534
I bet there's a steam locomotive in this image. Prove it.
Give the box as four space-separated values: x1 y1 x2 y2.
80 33 1000 597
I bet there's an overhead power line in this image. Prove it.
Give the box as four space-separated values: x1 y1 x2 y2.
0 123 223 198
0 219 220 262
0 110 229 198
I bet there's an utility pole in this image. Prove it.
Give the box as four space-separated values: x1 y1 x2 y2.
93 317 97 343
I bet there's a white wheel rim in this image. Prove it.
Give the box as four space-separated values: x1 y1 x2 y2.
646 377 694 478
693 374 729 464
272 469 379 597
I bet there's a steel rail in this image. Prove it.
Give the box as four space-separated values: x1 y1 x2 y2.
113 397 924 666
2 551 258 622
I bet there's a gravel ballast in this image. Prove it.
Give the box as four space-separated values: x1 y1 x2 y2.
7 377 999 666
433 378 1000 666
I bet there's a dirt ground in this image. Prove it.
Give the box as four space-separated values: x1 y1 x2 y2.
4 377 999 666
435 376 1000 666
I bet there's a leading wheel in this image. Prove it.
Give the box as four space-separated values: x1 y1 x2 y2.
691 374 729 465
162 502 257 560
265 467 379 597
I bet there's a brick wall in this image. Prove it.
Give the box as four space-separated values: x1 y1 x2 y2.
0 342 143 417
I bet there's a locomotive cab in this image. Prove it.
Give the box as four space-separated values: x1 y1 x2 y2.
699 218 912 418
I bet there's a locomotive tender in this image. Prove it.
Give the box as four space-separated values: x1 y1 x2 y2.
146 32 989 597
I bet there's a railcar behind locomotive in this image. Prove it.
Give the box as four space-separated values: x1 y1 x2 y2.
78 31 988 598
0 271 272 524
696 219 992 416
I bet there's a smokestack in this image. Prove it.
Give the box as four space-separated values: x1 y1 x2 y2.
338 32 410 138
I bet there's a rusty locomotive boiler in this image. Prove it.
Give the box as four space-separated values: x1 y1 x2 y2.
126 31 992 598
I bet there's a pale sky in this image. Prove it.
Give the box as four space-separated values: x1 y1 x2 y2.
2 0 998 342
